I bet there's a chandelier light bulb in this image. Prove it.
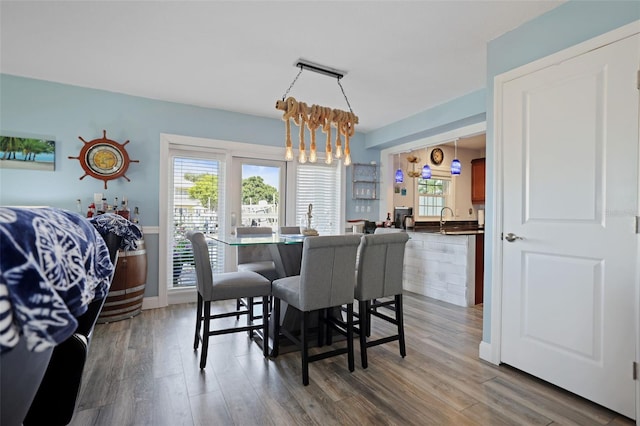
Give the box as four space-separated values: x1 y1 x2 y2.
309 149 317 163
335 145 343 159
285 146 294 161
299 150 307 164
325 152 333 165
344 153 352 166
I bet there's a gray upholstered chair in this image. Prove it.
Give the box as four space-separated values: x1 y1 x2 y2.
373 227 403 234
187 231 271 369
235 226 278 318
271 235 361 386
279 226 301 234
235 226 278 281
355 232 409 368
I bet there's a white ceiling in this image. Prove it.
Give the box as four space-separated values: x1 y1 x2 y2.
0 1 564 134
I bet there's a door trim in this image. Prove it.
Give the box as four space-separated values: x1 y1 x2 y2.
489 20 640 419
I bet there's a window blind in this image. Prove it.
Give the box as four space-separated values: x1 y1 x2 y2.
171 154 225 288
295 163 341 235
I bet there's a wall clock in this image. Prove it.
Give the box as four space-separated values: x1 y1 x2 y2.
430 147 444 166
69 130 139 189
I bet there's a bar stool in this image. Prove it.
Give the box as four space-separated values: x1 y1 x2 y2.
187 231 271 369
355 232 409 368
271 235 361 386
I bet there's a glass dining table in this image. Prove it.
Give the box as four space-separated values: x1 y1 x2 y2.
210 232 305 278
210 231 341 355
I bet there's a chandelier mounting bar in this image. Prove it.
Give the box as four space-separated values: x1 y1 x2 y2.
295 59 346 80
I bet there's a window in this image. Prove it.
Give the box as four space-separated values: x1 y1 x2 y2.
417 177 450 217
170 152 225 288
295 162 342 235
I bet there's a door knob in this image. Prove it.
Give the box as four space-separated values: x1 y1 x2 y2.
504 232 524 242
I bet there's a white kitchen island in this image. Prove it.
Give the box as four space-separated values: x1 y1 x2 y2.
403 230 482 307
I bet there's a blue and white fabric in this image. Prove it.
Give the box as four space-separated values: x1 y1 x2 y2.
89 213 143 251
0 207 114 354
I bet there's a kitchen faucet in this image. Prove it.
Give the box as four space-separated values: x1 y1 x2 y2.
440 207 454 232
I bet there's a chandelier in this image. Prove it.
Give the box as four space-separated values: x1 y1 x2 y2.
275 60 358 166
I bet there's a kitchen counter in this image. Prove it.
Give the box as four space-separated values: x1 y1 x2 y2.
402 229 482 307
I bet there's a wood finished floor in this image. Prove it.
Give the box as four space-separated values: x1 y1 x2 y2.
70 293 634 426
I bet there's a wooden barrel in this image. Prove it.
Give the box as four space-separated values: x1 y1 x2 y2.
97 240 147 323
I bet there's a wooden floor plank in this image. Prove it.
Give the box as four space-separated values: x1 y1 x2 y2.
67 292 634 426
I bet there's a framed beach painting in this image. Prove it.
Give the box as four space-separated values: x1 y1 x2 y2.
0 135 55 171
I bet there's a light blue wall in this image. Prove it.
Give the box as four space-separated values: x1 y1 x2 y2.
0 75 371 297
482 1 640 341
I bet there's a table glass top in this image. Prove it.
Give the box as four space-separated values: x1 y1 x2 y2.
210 232 305 246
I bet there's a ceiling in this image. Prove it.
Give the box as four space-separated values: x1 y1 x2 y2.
0 1 564 134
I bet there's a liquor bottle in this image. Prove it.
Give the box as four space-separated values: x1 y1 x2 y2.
385 212 392 228
132 206 140 224
119 198 130 220
87 203 95 218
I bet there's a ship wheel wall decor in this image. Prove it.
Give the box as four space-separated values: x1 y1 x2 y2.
69 130 139 189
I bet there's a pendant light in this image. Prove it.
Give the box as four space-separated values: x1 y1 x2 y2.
451 139 461 176
422 145 432 179
395 153 404 183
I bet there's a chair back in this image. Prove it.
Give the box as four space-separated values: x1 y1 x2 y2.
280 226 301 234
356 233 409 300
298 235 361 311
186 231 215 300
235 227 273 264
373 227 403 234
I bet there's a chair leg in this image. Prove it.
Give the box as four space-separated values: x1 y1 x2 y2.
358 300 368 369
365 300 372 337
262 295 269 357
247 297 255 338
396 294 406 358
200 300 211 369
271 298 281 357
194 293 203 350
301 311 309 386
317 308 326 347
346 303 354 372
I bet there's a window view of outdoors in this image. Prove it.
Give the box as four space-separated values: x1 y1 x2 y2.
172 157 223 288
241 164 280 228
171 160 281 289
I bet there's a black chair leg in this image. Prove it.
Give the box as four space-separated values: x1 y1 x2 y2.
317 308 325 347
200 301 211 369
236 298 242 320
301 311 309 386
248 297 255 338
194 293 203 350
396 294 406 358
262 295 269 357
346 303 354 372
271 298 281 357
358 300 368 368
365 300 372 337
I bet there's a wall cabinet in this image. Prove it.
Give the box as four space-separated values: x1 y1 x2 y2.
352 163 379 200
471 158 486 204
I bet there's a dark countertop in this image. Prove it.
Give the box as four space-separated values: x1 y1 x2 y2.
408 221 485 235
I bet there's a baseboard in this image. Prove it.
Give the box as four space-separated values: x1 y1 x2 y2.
479 340 496 364
142 296 160 310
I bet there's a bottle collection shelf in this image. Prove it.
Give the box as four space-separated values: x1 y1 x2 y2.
352 163 379 200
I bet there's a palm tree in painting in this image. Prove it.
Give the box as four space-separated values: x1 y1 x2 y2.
0 136 22 160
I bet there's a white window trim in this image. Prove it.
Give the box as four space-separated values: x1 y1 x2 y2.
159 133 345 306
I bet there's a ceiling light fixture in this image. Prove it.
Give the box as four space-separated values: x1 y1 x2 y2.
451 138 461 176
275 59 358 166
395 153 404 183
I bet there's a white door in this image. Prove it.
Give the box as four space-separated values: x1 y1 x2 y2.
500 34 639 418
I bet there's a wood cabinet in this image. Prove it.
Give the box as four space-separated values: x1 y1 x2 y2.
471 158 486 204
